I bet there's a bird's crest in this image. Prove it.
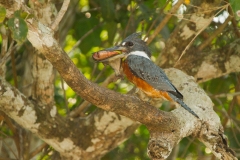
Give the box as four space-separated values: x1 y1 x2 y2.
123 33 146 44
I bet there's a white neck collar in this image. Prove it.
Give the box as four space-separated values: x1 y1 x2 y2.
128 51 150 60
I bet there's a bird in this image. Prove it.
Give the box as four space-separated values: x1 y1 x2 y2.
93 33 199 118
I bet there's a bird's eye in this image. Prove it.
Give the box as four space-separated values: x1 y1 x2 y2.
126 41 134 47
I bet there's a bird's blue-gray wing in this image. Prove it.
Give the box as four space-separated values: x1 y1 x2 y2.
126 55 183 99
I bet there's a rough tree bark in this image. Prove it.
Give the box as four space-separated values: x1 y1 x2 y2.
158 0 224 67
0 0 238 160
178 39 240 82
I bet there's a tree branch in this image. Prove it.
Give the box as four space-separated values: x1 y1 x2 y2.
147 0 184 44
51 0 70 31
26 19 176 127
176 39 240 82
0 77 138 159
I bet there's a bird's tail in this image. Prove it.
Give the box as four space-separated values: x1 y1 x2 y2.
169 93 199 118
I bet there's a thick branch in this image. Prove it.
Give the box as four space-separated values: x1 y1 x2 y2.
26 19 176 128
0 77 137 159
176 39 240 82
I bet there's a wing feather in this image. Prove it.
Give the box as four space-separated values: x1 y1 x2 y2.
126 55 183 99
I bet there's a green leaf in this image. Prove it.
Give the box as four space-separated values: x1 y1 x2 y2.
230 0 240 14
99 0 115 21
0 6 6 23
14 10 21 17
7 15 28 43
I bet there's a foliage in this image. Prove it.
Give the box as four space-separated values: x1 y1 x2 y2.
8 11 28 43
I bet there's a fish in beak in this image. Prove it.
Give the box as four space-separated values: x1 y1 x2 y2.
92 46 127 76
92 46 127 62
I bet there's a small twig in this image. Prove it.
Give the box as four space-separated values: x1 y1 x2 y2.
211 155 216 160
180 137 196 158
90 63 97 81
69 73 116 117
61 78 69 113
69 100 90 118
0 41 15 64
198 15 232 51
213 98 239 132
1 111 22 158
174 27 206 67
94 66 106 82
0 112 16 136
67 22 104 55
37 145 51 160
21 2 33 15
80 7 100 13
231 118 240 134
10 47 18 89
0 131 11 138
90 64 106 82
0 25 8 58
0 40 19 80
147 0 184 45
144 0 171 40
223 75 240 128
0 112 20 159
51 0 70 31
0 26 8 76
123 3 135 38
1 139 18 159
231 125 240 146
222 96 235 128
210 91 240 98
225 0 240 38
29 142 48 159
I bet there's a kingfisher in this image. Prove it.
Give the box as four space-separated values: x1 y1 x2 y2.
93 33 199 118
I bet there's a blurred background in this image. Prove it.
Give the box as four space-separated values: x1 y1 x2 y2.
0 0 240 159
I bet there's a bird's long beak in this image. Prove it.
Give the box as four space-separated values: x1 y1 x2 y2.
92 46 127 62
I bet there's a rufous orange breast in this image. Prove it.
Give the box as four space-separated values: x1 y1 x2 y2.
122 60 173 101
